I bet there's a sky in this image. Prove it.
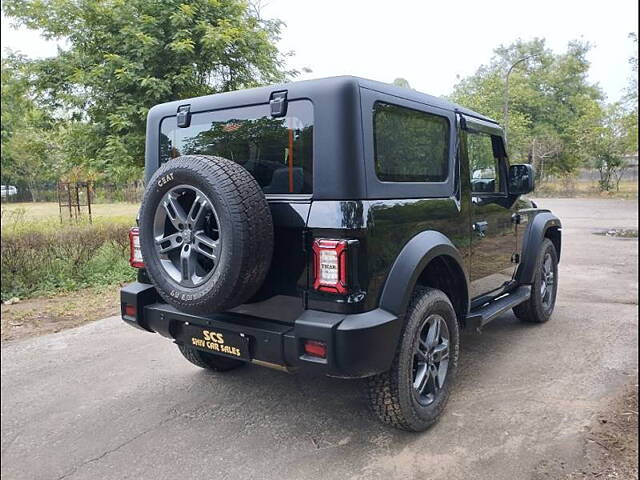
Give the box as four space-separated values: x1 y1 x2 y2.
1 0 638 102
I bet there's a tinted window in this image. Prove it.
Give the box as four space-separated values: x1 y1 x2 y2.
160 101 313 194
468 133 503 194
374 102 450 182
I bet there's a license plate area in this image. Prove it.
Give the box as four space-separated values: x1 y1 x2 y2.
178 324 250 360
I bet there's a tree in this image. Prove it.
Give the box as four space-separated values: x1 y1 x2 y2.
450 38 605 180
392 78 412 89
1 54 30 166
620 33 638 155
590 104 632 192
623 33 638 109
3 0 294 181
1 52 58 193
3 125 58 201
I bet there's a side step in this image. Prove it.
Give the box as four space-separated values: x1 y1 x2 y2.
465 285 531 330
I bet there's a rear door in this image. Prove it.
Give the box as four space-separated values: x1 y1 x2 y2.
462 118 518 299
159 100 315 322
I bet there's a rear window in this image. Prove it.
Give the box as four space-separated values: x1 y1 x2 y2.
160 100 313 194
373 102 450 183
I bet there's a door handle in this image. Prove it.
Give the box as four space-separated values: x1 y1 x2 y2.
473 221 488 237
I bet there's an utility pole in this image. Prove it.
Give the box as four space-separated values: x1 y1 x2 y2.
503 54 539 144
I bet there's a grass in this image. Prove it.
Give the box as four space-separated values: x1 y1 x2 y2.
1 201 138 225
535 179 638 199
1 201 139 302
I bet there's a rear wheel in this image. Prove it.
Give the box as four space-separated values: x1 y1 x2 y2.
366 287 460 431
513 238 558 323
178 345 245 372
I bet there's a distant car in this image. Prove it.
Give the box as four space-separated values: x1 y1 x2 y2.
1 185 18 198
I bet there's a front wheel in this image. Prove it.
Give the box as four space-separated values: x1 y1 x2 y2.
513 238 559 323
366 287 460 431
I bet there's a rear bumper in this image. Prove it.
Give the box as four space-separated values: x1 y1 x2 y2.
120 282 400 378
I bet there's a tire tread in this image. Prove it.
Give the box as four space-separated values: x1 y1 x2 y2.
513 238 558 323
366 287 458 431
140 155 273 313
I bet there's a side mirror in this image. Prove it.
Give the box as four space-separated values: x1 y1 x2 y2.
509 164 535 195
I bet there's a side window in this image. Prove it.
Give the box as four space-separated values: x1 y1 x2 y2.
468 132 504 194
374 102 450 182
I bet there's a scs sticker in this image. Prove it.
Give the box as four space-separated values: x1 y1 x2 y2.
191 330 241 357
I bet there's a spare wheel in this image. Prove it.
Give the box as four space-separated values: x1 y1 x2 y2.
138 155 274 314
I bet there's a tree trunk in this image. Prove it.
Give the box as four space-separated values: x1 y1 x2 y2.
28 179 39 202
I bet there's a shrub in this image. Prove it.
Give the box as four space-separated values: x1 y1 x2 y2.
1 221 135 301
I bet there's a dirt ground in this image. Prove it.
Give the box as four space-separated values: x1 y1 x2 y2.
1 285 121 341
575 380 638 480
536 378 638 480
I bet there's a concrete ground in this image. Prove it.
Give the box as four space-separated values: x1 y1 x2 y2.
1 198 638 480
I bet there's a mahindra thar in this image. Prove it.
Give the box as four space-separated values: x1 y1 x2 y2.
121 76 561 431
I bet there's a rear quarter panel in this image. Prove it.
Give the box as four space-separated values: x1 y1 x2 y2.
306 198 471 313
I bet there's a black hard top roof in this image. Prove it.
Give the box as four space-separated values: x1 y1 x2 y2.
150 75 499 126
355 76 498 124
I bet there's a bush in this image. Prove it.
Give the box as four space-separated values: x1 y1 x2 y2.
1 220 136 301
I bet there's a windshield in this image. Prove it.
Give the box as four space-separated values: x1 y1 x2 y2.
160 100 313 194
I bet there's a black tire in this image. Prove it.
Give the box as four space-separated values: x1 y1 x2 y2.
513 238 558 323
139 155 273 314
178 345 245 372
366 287 460 432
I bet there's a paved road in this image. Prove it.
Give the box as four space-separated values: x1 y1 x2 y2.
2 198 638 480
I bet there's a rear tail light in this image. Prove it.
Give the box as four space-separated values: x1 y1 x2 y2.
129 227 145 268
312 239 348 294
303 340 327 359
124 304 136 317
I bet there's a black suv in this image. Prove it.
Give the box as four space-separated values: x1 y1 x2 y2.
121 76 561 431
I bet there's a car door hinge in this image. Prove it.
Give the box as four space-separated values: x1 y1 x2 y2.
511 253 520 264
177 104 191 128
269 90 288 117
511 213 522 225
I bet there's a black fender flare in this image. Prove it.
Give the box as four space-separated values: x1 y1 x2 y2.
379 230 470 318
516 212 562 284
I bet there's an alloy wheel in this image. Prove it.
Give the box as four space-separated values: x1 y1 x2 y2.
412 314 450 406
540 252 555 309
152 185 221 288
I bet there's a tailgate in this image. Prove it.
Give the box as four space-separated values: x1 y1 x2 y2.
228 201 311 323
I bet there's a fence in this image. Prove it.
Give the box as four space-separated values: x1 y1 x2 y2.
1 181 144 204
542 165 638 185
1 167 637 204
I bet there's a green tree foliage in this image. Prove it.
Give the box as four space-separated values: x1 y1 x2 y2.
1 52 60 193
587 33 637 191
1 53 31 164
620 33 638 155
392 77 412 89
2 0 293 181
588 104 630 191
450 38 606 179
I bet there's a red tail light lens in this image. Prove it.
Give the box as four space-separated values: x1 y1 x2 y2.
129 227 145 268
303 340 327 358
124 304 136 317
312 239 348 294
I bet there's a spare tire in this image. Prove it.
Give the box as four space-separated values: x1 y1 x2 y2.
139 155 273 314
